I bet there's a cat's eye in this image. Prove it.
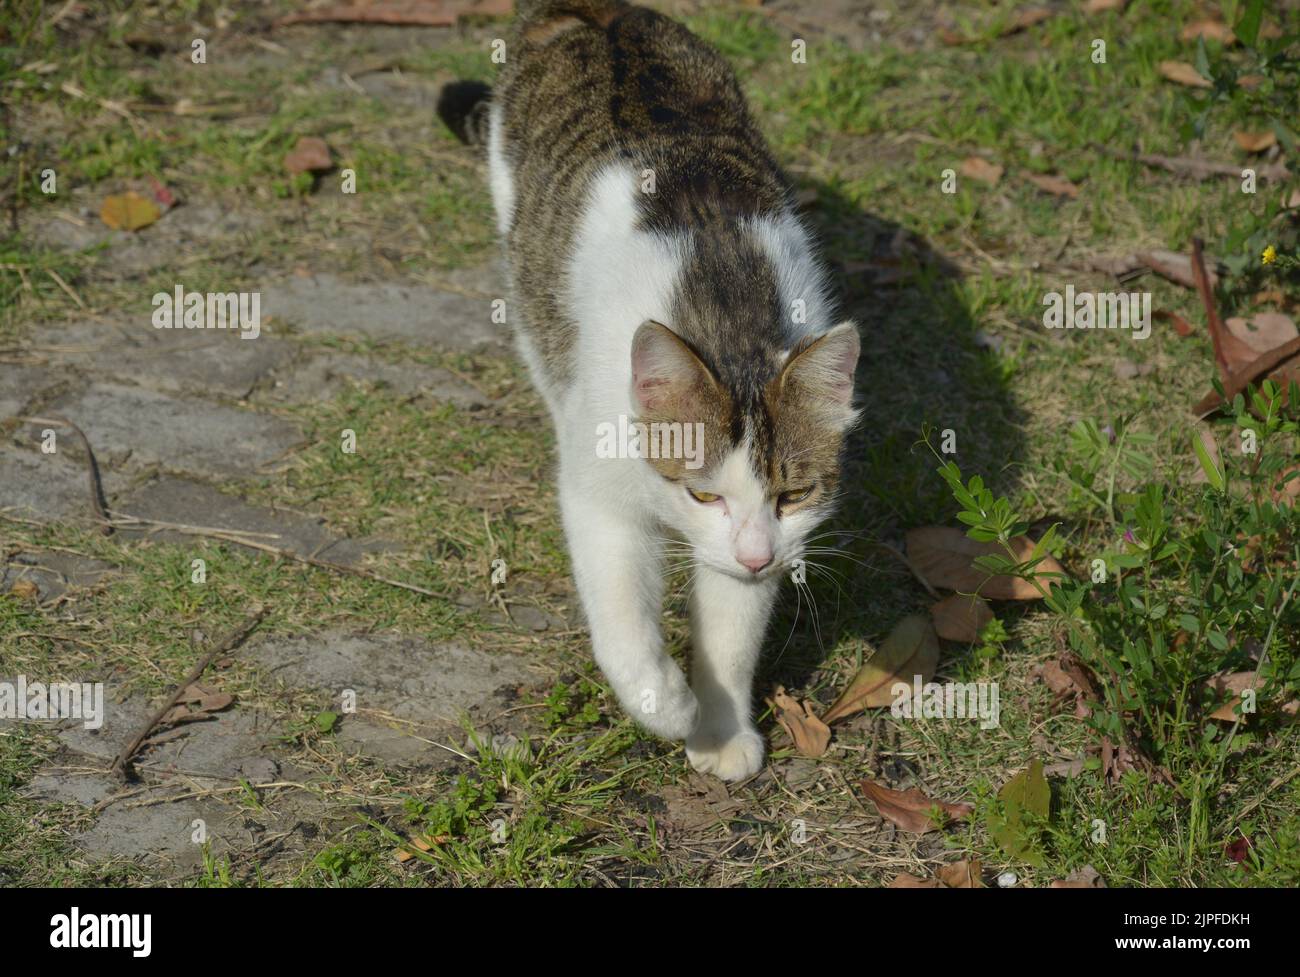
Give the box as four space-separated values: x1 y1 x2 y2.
778 486 814 508
688 488 722 504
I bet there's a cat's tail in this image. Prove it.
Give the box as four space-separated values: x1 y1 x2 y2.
436 80 492 147
437 1 625 145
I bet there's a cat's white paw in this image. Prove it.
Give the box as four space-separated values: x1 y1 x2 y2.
686 728 765 782
626 664 699 741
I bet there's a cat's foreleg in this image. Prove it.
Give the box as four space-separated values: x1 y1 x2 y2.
685 567 779 781
558 475 699 740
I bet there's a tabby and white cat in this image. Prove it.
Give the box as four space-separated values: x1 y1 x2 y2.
439 0 859 780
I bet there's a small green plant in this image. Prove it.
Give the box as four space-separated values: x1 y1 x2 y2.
1180 0 1300 290
927 380 1300 865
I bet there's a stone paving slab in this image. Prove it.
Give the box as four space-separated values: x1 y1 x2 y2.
31 319 296 400
0 363 54 418
259 350 491 408
1 550 116 601
250 632 535 760
262 272 508 350
0 444 95 523
26 201 266 278
46 382 303 477
114 475 396 565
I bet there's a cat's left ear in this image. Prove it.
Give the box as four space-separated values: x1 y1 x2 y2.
778 321 860 427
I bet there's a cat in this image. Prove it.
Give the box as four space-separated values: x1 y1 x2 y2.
438 0 859 781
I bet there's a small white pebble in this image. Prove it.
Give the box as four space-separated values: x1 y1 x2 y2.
997 871 1018 888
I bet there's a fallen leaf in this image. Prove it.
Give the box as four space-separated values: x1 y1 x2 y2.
1233 130 1277 153
1193 335 1300 417
1272 466 1300 506
959 156 1003 186
1138 249 1219 290
395 832 450 862
1159 61 1212 88
147 175 177 210
284 136 332 174
278 0 512 27
859 779 974 834
937 859 984 888
8 579 40 601
1050 864 1106 888
1226 312 1298 355
1024 173 1080 198
906 527 1065 600
1031 654 1098 719
888 872 943 887
1085 0 1125 11
1180 20 1235 44
100 191 162 231
1205 671 1274 722
1224 833 1252 863
988 758 1050 866
768 686 831 757
1238 74 1265 90
930 593 993 643
821 615 940 723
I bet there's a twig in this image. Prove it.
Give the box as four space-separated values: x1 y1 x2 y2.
18 414 112 535
110 607 268 782
1190 238 1230 383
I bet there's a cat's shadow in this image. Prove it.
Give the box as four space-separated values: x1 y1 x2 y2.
759 181 1029 710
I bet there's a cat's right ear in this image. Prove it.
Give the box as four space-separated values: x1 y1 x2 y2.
630 320 717 414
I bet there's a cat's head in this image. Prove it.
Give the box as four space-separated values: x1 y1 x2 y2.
631 318 860 581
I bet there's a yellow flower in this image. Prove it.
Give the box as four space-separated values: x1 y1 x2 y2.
1261 245 1277 265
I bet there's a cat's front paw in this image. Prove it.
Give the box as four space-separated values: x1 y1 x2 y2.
686 728 765 782
627 664 699 741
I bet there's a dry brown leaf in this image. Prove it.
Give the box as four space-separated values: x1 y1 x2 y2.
284 136 332 174
930 593 993 643
936 859 984 888
860 779 974 834
1050 864 1107 888
1180 21 1235 44
821 615 940 723
1085 0 1125 10
8 579 40 601
769 686 831 757
100 191 161 231
888 872 943 887
1273 466 1300 506
1024 173 1080 198
1226 312 1299 355
1139 249 1219 290
1032 653 1098 719
1159 61 1212 89
959 156 1003 186
1233 130 1277 153
905 527 1065 600
1238 74 1265 90
1206 672 1266 722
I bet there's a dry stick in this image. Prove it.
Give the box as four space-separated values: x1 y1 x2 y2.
1190 238 1231 383
110 607 268 782
19 414 112 536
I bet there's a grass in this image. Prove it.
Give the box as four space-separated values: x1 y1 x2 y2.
1 0 1297 887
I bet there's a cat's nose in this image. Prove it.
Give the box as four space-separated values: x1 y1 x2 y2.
738 553 773 574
